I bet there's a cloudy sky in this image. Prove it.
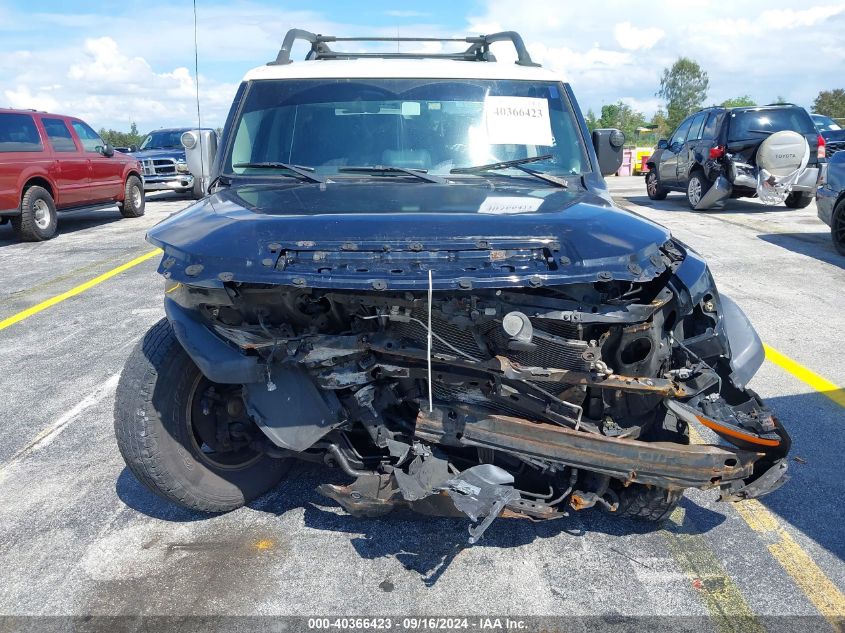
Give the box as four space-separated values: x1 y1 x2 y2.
1 0 842 132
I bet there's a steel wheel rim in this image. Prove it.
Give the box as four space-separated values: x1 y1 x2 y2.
647 173 657 196
185 373 262 471
131 185 142 209
33 199 51 229
688 178 702 206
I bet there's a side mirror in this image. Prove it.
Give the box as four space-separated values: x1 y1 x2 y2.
592 128 625 176
129 144 138 153
181 130 219 199
657 139 669 150
101 143 115 158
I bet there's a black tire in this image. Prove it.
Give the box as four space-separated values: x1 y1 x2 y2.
114 318 288 512
645 170 667 200
832 199 845 256
686 172 711 210
118 175 145 218
612 484 681 522
784 191 813 209
12 185 57 241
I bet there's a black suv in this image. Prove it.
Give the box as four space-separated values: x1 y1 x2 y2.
646 105 823 209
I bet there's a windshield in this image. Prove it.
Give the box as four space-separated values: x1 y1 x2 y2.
812 114 842 132
139 130 186 150
728 108 815 141
224 78 590 178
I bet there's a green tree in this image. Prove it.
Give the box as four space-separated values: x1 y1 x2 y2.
656 57 709 130
813 89 845 117
596 101 646 146
649 108 670 140
720 95 756 108
584 108 598 133
98 123 143 149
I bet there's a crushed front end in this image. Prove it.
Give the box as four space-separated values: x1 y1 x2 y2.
157 228 789 542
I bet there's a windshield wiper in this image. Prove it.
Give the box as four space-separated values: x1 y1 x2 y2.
233 162 325 183
746 129 775 135
450 154 568 188
338 165 446 184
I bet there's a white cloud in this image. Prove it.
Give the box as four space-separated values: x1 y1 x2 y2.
0 3 464 129
2 35 238 131
613 22 665 50
760 4 845 28
620 96 663 113
3 85 61 112
465 0 845 115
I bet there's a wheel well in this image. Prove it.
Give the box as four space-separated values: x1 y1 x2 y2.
688 165 705 179
836 191 845 213
122 171 143 201
22 177 54 202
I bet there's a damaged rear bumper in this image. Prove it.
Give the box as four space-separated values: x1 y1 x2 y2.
696 165 820 209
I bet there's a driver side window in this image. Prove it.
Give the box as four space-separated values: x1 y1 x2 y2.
669 117 693 148
71 120 105 152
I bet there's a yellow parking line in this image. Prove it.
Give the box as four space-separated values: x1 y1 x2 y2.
734 500 845 631
763 343 845 409
689 428 845 631
0 248 162 332
662 506 765 633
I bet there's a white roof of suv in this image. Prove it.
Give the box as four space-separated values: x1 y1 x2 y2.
243 58 563 83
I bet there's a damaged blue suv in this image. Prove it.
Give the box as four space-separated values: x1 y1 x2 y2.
113 30 790 543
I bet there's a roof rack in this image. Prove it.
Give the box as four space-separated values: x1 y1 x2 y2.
269 28 540 67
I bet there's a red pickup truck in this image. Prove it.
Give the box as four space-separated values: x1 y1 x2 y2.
0 108 145 241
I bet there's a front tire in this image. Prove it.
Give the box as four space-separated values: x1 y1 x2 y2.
832 199 845 256
114 318 288 512
784 191 813 209
686 172 711 210
118 175 145 218
612 484 681 522
12 185 57 241
645 170 668 200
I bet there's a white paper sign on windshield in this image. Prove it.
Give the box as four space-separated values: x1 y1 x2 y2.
478 196 543 215
484 96 554 146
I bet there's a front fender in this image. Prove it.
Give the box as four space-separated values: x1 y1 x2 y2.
719 293 764 389
164 297 263 384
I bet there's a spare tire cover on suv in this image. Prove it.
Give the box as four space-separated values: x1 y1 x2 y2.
756 130 809 177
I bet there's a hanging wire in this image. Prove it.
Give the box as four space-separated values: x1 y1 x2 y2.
427 269 433 412
192 0 206 190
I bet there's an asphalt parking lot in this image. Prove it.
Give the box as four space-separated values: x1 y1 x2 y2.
0 180 843 631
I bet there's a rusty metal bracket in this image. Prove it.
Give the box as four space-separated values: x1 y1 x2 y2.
416 406 758 490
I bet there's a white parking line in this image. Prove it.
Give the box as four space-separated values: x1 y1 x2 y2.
0 373 120 476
